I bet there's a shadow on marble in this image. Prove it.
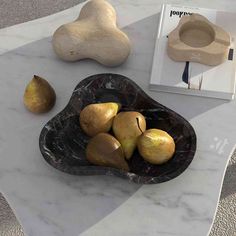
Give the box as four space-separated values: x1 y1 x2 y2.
153 94 229 121
0 13 231 236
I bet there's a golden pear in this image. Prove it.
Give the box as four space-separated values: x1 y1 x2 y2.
137 129 175 164
79 102 120 136
86 133 129 171
23 75 56 113
112 111 146 159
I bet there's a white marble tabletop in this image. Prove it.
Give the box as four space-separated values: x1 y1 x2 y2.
0 0 236 235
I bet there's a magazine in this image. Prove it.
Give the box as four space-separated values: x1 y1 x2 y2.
150 4 236 100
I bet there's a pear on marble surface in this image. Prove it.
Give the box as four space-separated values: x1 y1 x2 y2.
137 129 175 165
86 133 130 171
112 111 146 160
23 75 56 113
79 102 120 137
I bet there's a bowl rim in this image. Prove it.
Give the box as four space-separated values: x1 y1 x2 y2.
39 73 197 184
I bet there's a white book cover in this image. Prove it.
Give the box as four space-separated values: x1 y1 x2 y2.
150 5 236 100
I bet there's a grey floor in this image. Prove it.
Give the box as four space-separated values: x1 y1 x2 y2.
0 0 235 235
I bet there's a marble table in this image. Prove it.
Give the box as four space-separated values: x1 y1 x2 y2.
0 0 236 235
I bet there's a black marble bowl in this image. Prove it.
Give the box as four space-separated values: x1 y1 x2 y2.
39 73 196 184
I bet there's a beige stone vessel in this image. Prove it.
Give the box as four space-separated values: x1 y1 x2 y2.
167 13 230 66
52 0 131 67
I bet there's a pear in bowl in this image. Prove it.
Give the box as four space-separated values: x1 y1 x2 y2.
86 133 129 171
137 129 175 165
79 102 120 137
112 111 146 160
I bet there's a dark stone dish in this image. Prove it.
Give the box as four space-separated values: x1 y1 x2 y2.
39 73 197 184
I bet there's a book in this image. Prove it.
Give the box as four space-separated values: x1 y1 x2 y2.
150 4 236 100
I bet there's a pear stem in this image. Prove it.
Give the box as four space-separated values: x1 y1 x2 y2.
34 75 40 80
136 117 143 134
